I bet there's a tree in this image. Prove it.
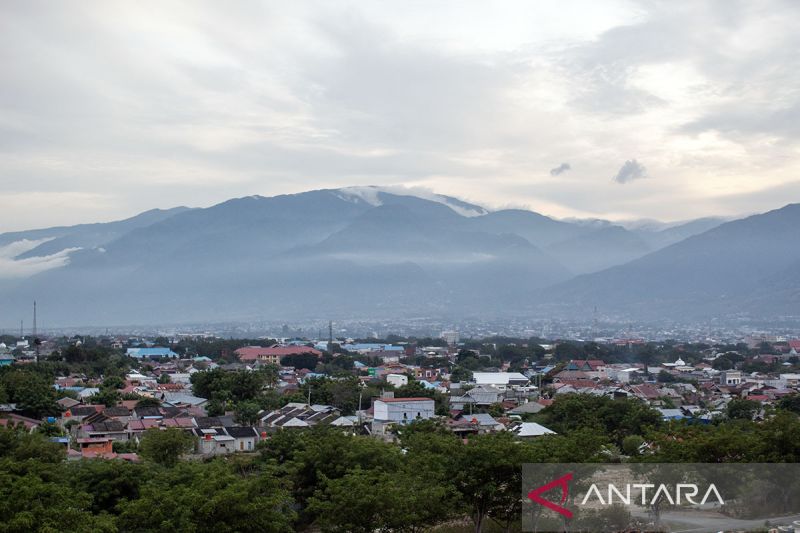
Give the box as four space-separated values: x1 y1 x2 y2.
206 398 226 417
157 373 171 384
451 432 531 532
90 387 121 408
139 428 194 467
103 375 126 389
657 370 676 383
778 394 800 415
280 353 320 370
727 399 760 420
308 469 456 532
0 368 59 418
535 394 662 447
135 396 161 408
449 366 473 383
622 434 644 456
234 401 261 426
117 461 295 532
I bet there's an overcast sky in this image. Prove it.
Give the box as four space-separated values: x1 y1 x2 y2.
2 0 799 232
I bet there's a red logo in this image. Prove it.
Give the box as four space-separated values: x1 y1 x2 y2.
527 472 573 519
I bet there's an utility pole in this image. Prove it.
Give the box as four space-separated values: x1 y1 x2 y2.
358 391 363 427
328 320 333 353
33 301 39 363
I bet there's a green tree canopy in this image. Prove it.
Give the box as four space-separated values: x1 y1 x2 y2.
139 428 194 467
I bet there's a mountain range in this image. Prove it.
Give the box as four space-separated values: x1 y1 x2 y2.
2 186 794 327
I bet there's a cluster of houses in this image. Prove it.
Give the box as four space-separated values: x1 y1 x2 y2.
3 336 800 461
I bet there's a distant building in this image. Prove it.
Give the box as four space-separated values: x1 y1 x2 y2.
719 370 742 386
440 331 459 346
471 372 531 390
341 343 405 355
126 347 178 359
235 345 322 365
386 374 408 388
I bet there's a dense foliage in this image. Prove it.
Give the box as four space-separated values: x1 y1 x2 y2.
3 391 800 532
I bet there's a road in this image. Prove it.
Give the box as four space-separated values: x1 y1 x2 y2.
629 508 800 532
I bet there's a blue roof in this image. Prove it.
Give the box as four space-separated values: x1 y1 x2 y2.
353 361 367 368
127 347 178 358
343 343 404 352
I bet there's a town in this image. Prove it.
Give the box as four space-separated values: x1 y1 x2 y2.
4 331 800 456
3 328 800 530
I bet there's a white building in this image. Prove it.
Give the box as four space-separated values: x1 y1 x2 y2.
386 374 409 388
440 330 460 345
719 370 742 386
373 397 435 423
472 372 531 391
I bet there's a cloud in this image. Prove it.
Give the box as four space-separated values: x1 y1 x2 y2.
550 163 571 176
0 239 79 279
1 1 800 227
613 159 648 184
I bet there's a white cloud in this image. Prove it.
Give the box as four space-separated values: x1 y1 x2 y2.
0 239 79 278
0 0 799 228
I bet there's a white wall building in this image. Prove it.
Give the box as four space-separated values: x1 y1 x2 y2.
373 397 435 423
386 374 409 388
472 372 531 391
719 370 742 386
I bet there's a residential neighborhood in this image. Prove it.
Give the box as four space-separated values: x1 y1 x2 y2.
5 330 800 465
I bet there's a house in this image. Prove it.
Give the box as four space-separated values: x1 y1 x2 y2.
259 403 341 429
194 428 235 456
510 422 556 438
57 397 81 410
0 413 42 432
224 426 260 452
133 406 163 420
235 345 322 365
373 397 435 423
371 397 435 436
77 437 115 458
472 372 531 390
78 412 129 441
386 374 409 388
103 406 133 424
508 400 548 416
565 360 607 379
160 392 208 408
658 408 686 421
330 415 359 427
62 405 104 425
451 412 505 433
449 385 505 410
414 366 443 381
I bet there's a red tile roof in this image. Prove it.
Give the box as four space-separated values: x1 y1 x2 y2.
235 345 322 362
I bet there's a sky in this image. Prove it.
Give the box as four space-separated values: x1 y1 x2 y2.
1 0 799 232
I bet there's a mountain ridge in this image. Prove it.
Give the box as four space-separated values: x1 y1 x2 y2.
0 186 764 327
